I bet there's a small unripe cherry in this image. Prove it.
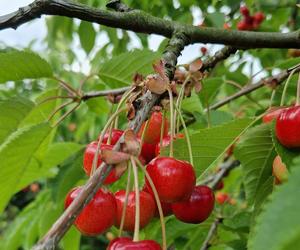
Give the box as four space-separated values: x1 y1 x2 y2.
65 186 117 236
215 192 230 205
138 110 169 145
83 142 120 184
145 157 196 203
272 155 288 184
201 47 207 55
114 190 156 232
172 185 215 224
108 237 162 250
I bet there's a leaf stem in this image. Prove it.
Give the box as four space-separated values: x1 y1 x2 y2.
280 68 297 106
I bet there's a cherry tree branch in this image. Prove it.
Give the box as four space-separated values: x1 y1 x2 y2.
209 63 300 110
1 0 300 48
81 86 130 101
200 217 223 250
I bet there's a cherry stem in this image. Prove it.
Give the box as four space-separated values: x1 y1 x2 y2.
91 107 127 175
131 157 140 242
118 165 132 237
269 89 276 108
173 105 193 165
114 87 136 129
135 158 167 250
167 87 175 157
159 111 166 151
38 95 74 105
280 68 297 106
52 103 80 127
53 76 79 96
296 72 300 105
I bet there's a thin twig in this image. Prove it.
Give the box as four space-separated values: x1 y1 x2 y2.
200 217 223 250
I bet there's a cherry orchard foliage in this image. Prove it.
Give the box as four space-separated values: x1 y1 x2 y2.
1 1 300 250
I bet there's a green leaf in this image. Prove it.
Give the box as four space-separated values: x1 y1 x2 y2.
162 118 253 176
0 50 53 83
199 77 224 105
78 21 96 54
235 124 276 205
249 157 300 250
98 49 160 88
60 227 81 250
0 96 35 144
0 123 52 212
223 212 251 233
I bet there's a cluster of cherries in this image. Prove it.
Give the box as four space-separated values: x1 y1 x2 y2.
64 110 215 249
237 6 265 31
262 105 300 184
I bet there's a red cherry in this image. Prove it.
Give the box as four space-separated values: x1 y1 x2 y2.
65 187 116 236
154 134 184 156
272 155 288 184
138 111 169 144
240 5 250 16
114 190 156 232
276 106 300 148
201 47 207 55
215 192 230 205
107 237 162 250
253 12 265 23
83 142 120 184
145 157 196 203
142 185 173 217
262 106 287 123
140 142 157 164
172 185 214 224
101 129 124 145
237 21 249 30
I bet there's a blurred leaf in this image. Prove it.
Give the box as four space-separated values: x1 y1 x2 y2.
0 123 52 212
98 49 160 87
0 96 34 144
78 21 96 54
0 50 52 83
249 157 300 250
85 97 110 114
61 227 81 250
205 12 225 28
223 212 251 232
235 124 276 205
199 77 224 105
274 57 300 69
162 118 253 176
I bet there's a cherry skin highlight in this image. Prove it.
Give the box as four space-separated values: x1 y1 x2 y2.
145 157 196 203
107 237 162 250
172 185 214 224
83 142 119 184
276 106 300 148
114 190 156 232
138 111 169 144
65 186 117 236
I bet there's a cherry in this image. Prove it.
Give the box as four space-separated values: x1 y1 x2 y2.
216 180 224 190
253 12 265 23
262 106 287 123
172 185 214 224
142 185 173 217
276 106 300 148
65 186 116 236
240 6 250 16
215 192 230 205
145 157 196 203
114 190 156 232
140 142 157 164
101 129 124 145
272 155 288 184
154 134 184 156
108 237 162 250
138 111 169 145
237 20 250 30
83 142 120 184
